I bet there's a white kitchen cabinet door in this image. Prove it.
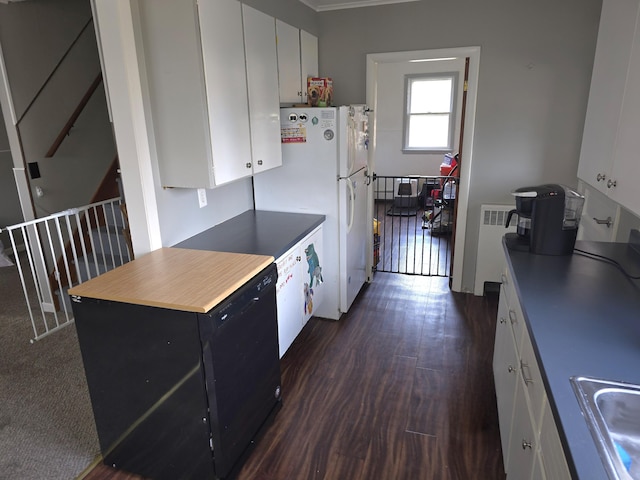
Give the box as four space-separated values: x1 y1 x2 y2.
138 0 252 188
539 398 572 480
276 20 302 105
300 226 324 326
506 376 537 479
198 0 252 185
275 225 325 357
608 9 640 215
242 5 282 174
300 30 318 105
276 20 319 106
531 453 547 480
493 288 519 473
275 243 303 358
577 0 638 193
578 0 640 216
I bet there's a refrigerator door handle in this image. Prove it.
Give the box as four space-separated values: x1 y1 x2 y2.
346 178 356 233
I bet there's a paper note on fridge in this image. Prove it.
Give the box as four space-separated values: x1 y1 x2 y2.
281 125 307 143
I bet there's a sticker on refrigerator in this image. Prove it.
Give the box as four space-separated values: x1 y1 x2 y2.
303 242 323 315
281 125 307 144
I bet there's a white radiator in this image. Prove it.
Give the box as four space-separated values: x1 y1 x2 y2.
474 204 516 296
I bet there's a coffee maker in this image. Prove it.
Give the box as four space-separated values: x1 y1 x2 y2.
505 184 584 255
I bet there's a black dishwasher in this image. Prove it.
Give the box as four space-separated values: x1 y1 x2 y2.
73 263 281 479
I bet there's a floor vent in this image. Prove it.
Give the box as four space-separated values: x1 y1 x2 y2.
474 204 515 296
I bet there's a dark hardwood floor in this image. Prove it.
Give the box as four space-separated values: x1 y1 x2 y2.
83 273 505 480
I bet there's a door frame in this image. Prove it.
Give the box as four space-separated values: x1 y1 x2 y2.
366 46 481 292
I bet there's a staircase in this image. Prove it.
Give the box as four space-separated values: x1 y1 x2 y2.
2 197 132 342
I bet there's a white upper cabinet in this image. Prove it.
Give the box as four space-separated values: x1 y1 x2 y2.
276 20 318 105
300 30 319 105
138 0 252 188
242 5 282 174
578 0 640 215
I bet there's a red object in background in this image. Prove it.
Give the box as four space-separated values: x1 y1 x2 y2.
440 153 458 177
431 153 459 200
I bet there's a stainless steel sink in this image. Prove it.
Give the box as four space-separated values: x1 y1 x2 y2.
571 376 640 480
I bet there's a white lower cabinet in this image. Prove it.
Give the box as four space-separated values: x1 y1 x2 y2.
539 397 572 479
494 258 571 480
299 227 324 326
493 288 519 470
531 452 546 480
506 376 537 479
275 226 324 358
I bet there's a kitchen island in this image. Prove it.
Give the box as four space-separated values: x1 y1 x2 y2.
502 239 640 479
68 248 281 479
176 209 327 357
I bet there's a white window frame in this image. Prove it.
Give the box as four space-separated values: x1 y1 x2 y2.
402 72 458 153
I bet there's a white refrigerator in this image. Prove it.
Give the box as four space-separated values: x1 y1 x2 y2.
253 105 370 320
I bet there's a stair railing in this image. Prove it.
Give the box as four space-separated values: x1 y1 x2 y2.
1 197 130 342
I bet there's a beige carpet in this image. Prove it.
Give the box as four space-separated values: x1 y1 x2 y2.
0 260 100 479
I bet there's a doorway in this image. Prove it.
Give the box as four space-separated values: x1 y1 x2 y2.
366 47 480 290
372 173 456 276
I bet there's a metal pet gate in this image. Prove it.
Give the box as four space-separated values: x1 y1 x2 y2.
373 175 457 276
1 197 131 342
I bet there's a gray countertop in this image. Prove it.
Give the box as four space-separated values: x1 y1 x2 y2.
505 239 640 479
174 209 325 259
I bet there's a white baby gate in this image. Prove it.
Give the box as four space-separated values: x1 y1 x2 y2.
1 197 131 342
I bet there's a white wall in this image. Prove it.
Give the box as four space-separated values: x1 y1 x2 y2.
28 86 117 217
0 0 118 218
318 0 602 292
373 58 465 177
0 0 92 120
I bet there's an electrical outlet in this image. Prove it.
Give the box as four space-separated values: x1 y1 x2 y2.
197 188 207 208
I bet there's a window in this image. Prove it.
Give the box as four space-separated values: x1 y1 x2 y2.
403 73 458 153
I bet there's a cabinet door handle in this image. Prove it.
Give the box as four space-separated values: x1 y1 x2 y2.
607 179 617 188
257 160 263 166
596 173 606 182
521 360 534 385
499 316 507 324
246 162 252 169
522 440 532 450
593 216 613 228
508 365 516 374
508 309 517 325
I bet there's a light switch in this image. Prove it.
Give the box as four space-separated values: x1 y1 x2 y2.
197 188 207 208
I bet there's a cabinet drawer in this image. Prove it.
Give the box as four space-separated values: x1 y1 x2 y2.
501 266 528 361
520 325 545 428
500 265 514 305
507 298 526 357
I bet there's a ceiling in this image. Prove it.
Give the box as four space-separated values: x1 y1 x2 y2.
299 0 419 12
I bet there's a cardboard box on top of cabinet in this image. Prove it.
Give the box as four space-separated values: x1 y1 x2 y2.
307 77 333 107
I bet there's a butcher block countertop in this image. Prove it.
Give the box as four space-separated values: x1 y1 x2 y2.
67 248 274 313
